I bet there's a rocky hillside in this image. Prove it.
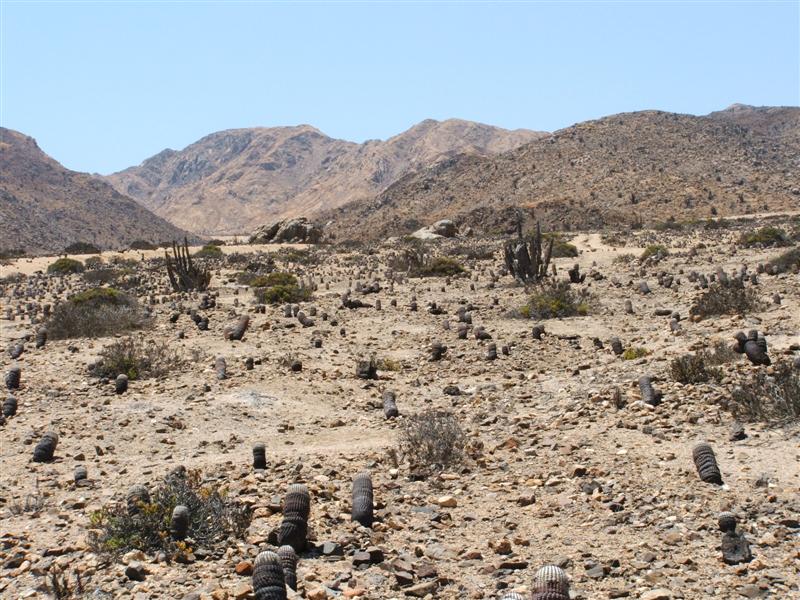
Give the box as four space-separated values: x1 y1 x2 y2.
0 128 194 255
106 120 545 234
325 106 800 241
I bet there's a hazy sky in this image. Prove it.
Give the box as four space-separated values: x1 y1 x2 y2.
1 1 798 174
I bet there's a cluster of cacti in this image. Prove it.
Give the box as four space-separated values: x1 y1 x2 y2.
474 326 492 340
351 470 374 527
165 238 211 292
733 330 770 365
503 221 553 284
382 390 399 418
567 263 585 284
355 358 378 379
531 564 570 600
692 442 723 485
277 483 310 552
253 550 287 600
33 431 58 462
8 343 24 359
224 315 250 341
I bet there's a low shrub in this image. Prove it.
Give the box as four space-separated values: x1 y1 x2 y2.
83 268 121 285
729 360 800 424
88 469 252 558
47 258 84 275
767 247 800 274
622 347 650 360
670 353 722 383
738 226 789 248
612 253 637 265
640 244 669 263
193 244 224 259
48 288 148 339
520 280 592 319
445 243 496 261
250 272 311 304
83 256 104 269
64 242 101 254
410 256 466 278
398 409 466 474
130 240 157 251
90 336 184 380
541 233 578 258
689 279 761 319
0 248 25 260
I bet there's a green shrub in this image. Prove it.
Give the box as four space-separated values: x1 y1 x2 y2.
130 240 157 251
622 347 650 360
64 242 101 254
738 226 789 248
520 280 592 319
254 283 311 305
249 272 298 288
47 258 84 274
690 279 761 319
90 336 184 380
410 256 466 278
48 288 148 339
640 244 669 263
767 247 800 274
83 268 121 285
612 253 637 265
88 469 252 558
0 248 25 260
542 233 579 258
83 256 104 269
193 244 224 259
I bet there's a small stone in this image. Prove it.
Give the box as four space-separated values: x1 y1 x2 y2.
234 560 253 576
640 590 672 600
437 495 457 508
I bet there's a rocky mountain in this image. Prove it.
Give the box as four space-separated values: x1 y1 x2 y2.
0 128 194 255
106 120 546 234
325 106 800 241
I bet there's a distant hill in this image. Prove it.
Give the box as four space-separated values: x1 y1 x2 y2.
106 120 546 234
324 106 800 241
0 128 194 255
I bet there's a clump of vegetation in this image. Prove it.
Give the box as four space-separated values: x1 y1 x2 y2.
193 244 224 259
48 287 148 339
767 247 800 274
622 346 650 360
47 258 84 275
701 340 740 366
519 280 592 319
541 233 578 258
445 243 496 261
88 469 252 558
640 244 669 263
375 357 403 372
0 247 25 260
612 253 637 265
90 337 184 380
64 241 101 254
670 353 722 384
84 268 121 285
398 410 466 474
206 239 227 246
130 240 157 250
251 272 311 304
690 279 761 319
83 255 104 269
738 226 789 248
729 360 800 425
275 247 321 266
410 256 466 278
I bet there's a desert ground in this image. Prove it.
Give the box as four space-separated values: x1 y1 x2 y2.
1 217 799 600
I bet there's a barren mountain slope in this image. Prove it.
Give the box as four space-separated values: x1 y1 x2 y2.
106 120 545 234
0 128 194 254
325 107 800 241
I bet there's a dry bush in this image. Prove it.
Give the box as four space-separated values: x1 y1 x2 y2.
410 256 466 278
738 226 789 248
767 247 800 274
701 340 740 366
88 469 252 558
48 288 149 340
689 279 761 319
730 361 800 425
519 280 593 319
43 567 87 599
670 353 722 384
90 337 184 380
398 410 466 474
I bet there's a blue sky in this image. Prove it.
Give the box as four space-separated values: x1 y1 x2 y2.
1 1 798 174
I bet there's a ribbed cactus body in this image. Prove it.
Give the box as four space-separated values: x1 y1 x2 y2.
253 551 287 600
744 340 770 366
170 505 190 540
718 511 737 532
278 484 310 551
692 442 723 485
3 395 17 417
351 471 374 528
638 375 661 406
532 593 570 600
115 374 128 394
277 545 298 591
382 390 399 418
253 443 267 470
532 565 570 597
74 465 88 484
224 315 250 341
126 484 151 514
32 431 58 462
610 337 623 355
5 367 21 390
215 356 227 380
500 594 526 600
35 328 47 348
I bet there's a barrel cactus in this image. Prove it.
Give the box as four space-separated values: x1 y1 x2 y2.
170 505 190 540
277 483 310 552
718 511 737 533
532 564 570 599
3 395 17 417
5 366 21 390
126 484 151 514
692 442 723 485
115 374 129 394
382 390 399 418
224 315 250 341
351 470 374 528
277 545 298 591
253 550 287 600
74 465 88 485
32 431 59 462
253 443 267 471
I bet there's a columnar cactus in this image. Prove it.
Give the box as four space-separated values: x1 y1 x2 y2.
351 470 374 528
5 366 21 390
215 356 227 380
532 564 570 599
224 315 250 341
253 443 267 471
170 505 190 540
638 375 661 406
32 431 58 462
127 484 151 514
277 545 298 591
692 442 723 485
253 551 287 600
382 390 399 418
485 343 498 361
500 594 526 600
278 483 310 552
35 328 47 349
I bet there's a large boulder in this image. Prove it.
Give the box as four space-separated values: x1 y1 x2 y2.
250 218 323 244
410 219 460 240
